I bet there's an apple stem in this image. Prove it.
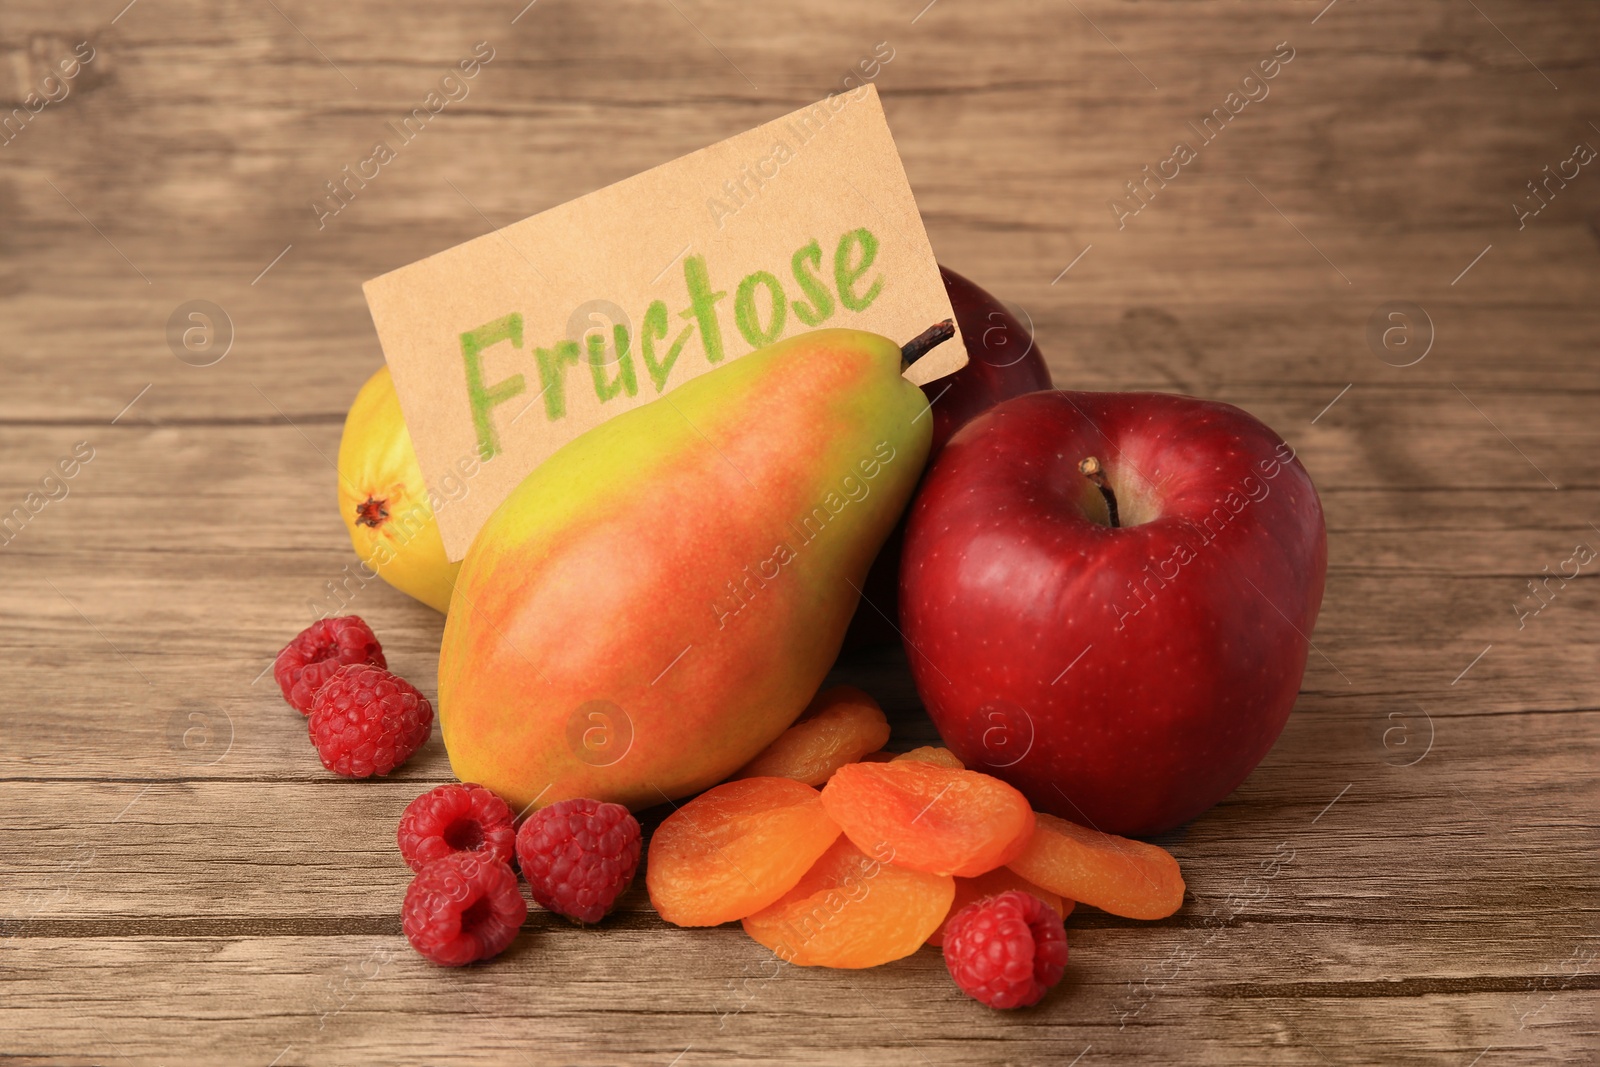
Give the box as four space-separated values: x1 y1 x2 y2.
1078 457 1121 528
901 320 955 366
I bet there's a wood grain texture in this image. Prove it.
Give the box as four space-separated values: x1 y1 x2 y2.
2 0 1597 1063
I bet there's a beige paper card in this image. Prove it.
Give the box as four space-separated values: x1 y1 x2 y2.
364 84 964 559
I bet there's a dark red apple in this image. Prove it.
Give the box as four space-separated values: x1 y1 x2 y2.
922 266 1055 452
844 267 1054 647
899 390 1327 836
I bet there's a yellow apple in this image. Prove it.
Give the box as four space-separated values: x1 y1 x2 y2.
336 366 460 612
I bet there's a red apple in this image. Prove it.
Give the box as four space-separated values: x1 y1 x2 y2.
899 390 1327 836
844 267 1054 647
923 266 1055 452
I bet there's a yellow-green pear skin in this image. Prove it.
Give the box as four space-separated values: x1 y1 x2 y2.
337 366 461 613
438 328 932 813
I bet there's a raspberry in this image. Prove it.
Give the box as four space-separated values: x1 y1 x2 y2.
273 616 385 715
307 664 432 778
398 783 516 872
402 851 526 966
515 798 641 924
942 890 1069 1009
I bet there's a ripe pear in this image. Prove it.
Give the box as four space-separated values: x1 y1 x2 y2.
337 366 461 613
438 328 933 813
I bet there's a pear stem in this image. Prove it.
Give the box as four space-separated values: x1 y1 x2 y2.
901 320 955 366
1078 456 1121 528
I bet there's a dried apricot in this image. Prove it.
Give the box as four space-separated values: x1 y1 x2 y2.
1007 811 1185 920
742 836 954 968
646 777 841 927
819 761 1035 878
926 867 1070 947
892 746 964 770
733 686 891 786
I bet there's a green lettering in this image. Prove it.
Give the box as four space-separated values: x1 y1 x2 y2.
534 340 582 421
587 325 638 402
834 227 883 312
734 270 788 348
460 314 526 459
641 299 693 393
679 254 727 365
789 239 834 326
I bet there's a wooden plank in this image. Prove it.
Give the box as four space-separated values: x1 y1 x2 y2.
2 694 1594 923
0 936 1593 1065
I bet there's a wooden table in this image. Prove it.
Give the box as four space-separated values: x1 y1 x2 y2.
3 1 1596 1063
